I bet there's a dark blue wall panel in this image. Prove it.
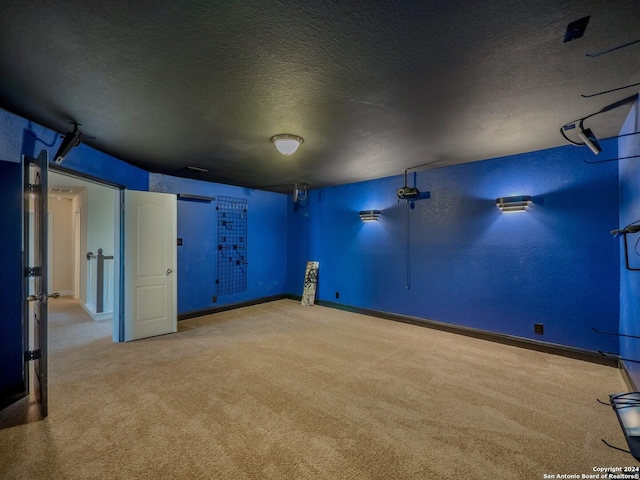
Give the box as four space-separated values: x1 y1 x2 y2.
619 100 640 386
150 174 288 314
288 143 620 352
0 161 24 405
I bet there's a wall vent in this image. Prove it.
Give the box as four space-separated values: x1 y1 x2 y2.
48 187 75 194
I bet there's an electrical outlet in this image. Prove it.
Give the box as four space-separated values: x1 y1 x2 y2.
534 323 544 335
335 292 340 299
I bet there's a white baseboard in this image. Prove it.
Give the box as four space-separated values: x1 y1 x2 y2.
79 301 113 322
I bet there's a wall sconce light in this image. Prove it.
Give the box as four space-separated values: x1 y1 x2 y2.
271 134 303 156
359 210 381 222
496 195 532 213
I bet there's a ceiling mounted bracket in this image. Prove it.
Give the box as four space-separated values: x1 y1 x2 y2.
586 38 640 58
581 81 640 98
560 93 639 153
53 121 96 164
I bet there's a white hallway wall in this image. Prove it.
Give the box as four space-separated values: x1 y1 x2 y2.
51 173 116 309
87 186 115 258
49 197 73 295
72 189 88 303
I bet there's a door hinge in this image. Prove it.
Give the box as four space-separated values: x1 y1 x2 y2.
26 266 42 277
25 349 42 361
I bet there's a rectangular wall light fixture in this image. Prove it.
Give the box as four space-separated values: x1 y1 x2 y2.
359 210 381 222
496 195 532 213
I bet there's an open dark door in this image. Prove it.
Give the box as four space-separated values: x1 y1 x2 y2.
23 149 49 418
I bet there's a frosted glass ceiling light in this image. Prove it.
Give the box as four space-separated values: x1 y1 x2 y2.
271 134 303 156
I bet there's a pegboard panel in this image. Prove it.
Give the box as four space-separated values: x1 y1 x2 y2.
216 196 247 295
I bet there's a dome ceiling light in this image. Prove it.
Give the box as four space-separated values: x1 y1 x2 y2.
271 134 303 156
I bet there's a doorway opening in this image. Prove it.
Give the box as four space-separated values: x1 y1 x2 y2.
48 169 122 343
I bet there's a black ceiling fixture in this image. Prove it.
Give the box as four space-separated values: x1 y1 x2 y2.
396 162 440 201
563 16 590 43
560 120 602 155
53 122 95 164
397 170 420 200
560 93 639 155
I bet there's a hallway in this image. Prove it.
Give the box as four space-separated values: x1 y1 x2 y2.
48 296 112 353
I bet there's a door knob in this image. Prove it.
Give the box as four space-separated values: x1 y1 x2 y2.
27 292 60 302
166 268 173 276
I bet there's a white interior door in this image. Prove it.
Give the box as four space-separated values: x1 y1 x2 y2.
124 190 177 341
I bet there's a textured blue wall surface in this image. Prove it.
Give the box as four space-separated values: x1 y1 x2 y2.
51 142 148 191
150 174 288 314
0 161 25 403
288 143 620 352
0 106 624 359
0 109 58 163
0 107 148 190
619 100 640 386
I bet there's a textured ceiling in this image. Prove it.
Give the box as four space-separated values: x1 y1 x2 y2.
1 1 639 193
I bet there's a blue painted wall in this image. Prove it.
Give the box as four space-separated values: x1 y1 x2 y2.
150 174 288 314
619 98 640 386
0 108 149 189
0 103 626 405
0 161 25 406
50 142 148 191
288 143 620 352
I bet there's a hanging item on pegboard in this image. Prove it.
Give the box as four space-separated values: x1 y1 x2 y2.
216 196 248 295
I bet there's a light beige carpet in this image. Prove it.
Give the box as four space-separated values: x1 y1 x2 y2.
0 297 631 479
